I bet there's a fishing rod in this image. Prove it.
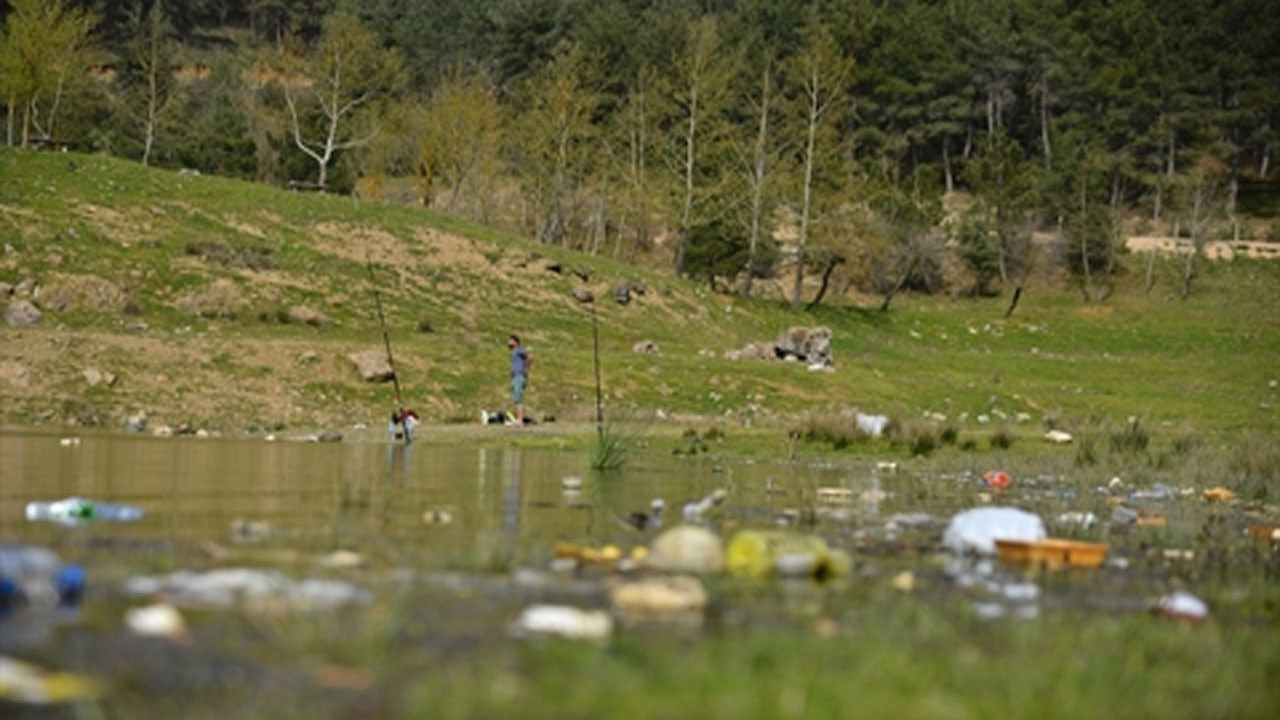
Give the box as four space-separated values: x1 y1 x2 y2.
366 257 410 441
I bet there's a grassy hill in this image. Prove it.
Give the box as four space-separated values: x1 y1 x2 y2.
2 147 1278 444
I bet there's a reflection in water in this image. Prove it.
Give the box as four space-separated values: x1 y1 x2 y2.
1 430 897 575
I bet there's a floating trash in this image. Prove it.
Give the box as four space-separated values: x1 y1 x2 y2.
943 507 1045 555
553 541 627 566
124 603 189 641
648 526 724 574
511 604 612 641
1202 487 1237 503
682 488 728 521
0 656 102 704
983 471 1012 490
725 530 850 580
123 568 371 612
1154 590 1208 621
995 538 1109 570
1055 512 1098 529
26 497 144 525
815 487 853 504
610 575 707 616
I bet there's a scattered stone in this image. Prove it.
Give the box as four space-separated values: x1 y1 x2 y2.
571 286 594 303
544 261 563 274
632 340 660 354
173 278 246 319
124 411 148 434
318 429 343 443
14 278 36 296
288 305 329 327
4 299 41 327
125 321 149 333
648 525 725 574
612 283 631 305
319 550 365 569
296 350 319 365
628 280 647 296
0 281 12 296
610 575 707 615
723 342 775 361
0 361 30 389
571 267 590 282
346 349 394 382
81 367 116 388
512 604 612 641
1044 429 1073 444
37 275 125 313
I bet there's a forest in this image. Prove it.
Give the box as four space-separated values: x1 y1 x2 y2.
2 0 1277 307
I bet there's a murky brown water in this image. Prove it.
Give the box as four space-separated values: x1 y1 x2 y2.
1 429 891 565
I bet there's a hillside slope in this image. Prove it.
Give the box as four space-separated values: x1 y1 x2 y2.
2 148 1278 440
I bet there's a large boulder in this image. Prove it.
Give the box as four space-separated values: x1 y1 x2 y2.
347 350 395 383
774 326 833 366
5 299 41 327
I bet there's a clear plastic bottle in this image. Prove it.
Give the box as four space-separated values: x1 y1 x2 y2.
25 497 145 524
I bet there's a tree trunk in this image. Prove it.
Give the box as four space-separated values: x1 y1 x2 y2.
1153 172 1163 222
1039 88 1052 170
942 137 953 193
792 72 819 312
675 81 699 278
1144 247 1157 295
880 256 918 312
1166 127 1176 178
5 95 13 146
744 65 771 299
1079 176 1092 303
805 255 844 311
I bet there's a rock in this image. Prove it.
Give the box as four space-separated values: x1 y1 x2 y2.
288 305 329 326
0 281 12 296
648 525 725 574
572 267 590 281
610 575 707 615
571 286 594 303
633 340 660 354
1044 429 1073 444
943 507 1045 555
544 261 563 274
612 283 631 305
512 604 612 641
1 361 30 389
347 349 395 382
14 278 35 296
37 275 124 313
82 367 116 388
296 350 319 365
318 429 343 443
174 278 245 318
5 299 41 327
124 410 148 433
724 342 774 361
774 326 833 366
628 280 647 296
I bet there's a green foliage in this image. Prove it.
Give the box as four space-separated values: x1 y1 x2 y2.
589 424 628 470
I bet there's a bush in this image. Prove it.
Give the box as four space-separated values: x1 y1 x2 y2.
1110 416 1150 454
1230 430 1280 502
989 427 1014 450
791 413 870 450
895 419 939 456
940 425 959 445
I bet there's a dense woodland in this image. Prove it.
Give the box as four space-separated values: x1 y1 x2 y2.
3 0 1278 306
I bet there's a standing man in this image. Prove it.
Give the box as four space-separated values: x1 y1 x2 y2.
507 334 532 425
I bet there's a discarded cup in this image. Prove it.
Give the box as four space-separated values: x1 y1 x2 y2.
25 497 144 525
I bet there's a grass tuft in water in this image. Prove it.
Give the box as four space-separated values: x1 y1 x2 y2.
590 424 629 470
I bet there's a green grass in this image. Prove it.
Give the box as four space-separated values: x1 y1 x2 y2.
2 146 1278 440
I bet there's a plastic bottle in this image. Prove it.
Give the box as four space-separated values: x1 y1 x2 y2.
0 544 85 610
25 497 145 524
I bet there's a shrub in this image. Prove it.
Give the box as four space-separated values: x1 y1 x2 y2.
940 425 959 445
1110 416 1150 454
989 427 1014 450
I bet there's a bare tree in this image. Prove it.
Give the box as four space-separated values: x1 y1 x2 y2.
125 0 176 166
267 12 403 189
787 15 853 311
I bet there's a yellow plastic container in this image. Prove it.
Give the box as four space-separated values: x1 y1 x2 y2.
726 530 851 580
995 538 1109 570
